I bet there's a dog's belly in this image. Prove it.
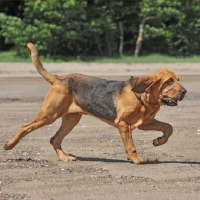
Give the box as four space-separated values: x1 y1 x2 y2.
68 76 126 121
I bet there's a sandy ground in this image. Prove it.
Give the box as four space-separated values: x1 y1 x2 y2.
0 62 200 200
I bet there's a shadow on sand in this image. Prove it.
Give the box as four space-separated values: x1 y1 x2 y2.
76 156 200 165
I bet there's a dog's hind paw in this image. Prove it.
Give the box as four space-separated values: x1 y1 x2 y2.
4 142 11 150
59 155 76 162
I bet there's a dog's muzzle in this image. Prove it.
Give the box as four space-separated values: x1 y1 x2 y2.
161 87 187 106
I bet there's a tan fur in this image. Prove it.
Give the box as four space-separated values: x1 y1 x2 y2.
4 43 186 164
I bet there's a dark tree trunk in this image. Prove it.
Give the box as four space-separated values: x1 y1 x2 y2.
105 32 112 56
134 16 157 57
94 33 102 55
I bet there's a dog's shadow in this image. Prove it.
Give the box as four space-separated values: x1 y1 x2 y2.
76 156 128 163
76 156 200 165
2 156 200 165
159 160 200 165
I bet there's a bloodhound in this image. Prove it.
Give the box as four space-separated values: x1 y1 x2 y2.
4 43 187 164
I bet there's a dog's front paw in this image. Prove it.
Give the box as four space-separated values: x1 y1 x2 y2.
132 157 159 164
153 136 168 146
153 138 159 146
128 155 145 164
133 157 145 165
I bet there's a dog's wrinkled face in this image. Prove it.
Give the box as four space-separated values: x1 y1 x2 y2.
157 69 187 106
131 68 187 106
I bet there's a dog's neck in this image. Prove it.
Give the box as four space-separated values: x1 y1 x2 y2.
135 93 160 108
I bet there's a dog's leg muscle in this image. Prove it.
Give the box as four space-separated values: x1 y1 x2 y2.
50 113 82 161
138 119 173 146
4 85 70 150
4 110 57 150
118 121 143 164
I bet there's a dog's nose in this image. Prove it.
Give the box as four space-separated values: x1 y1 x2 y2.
180 88 187 94
179 87 187 101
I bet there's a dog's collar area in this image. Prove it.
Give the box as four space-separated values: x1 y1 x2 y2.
135 93 145 106
135 93 160 108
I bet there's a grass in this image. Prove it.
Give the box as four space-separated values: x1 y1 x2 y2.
92 54 200 63
0 50 58 62
1 50 200 63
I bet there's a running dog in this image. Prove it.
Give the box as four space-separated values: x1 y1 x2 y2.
4 43 187 164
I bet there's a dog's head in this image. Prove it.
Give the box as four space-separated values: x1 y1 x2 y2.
130 68 187 106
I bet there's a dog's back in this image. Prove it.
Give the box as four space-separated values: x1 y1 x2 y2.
63 74 127 121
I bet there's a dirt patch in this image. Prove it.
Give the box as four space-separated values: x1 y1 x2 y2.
0 63 200 200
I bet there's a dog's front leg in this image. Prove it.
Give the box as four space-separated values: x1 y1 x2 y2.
117 121 144 164
138 119 173 146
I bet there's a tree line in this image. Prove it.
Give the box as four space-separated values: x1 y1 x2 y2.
0 0 200 57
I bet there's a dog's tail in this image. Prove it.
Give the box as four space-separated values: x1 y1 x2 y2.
27 42 57 85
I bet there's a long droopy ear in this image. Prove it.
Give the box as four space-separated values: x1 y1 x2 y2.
130 75 158 93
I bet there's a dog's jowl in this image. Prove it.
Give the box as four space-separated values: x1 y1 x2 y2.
4 43 187 164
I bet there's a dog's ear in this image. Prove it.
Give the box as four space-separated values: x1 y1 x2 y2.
130 75 158 93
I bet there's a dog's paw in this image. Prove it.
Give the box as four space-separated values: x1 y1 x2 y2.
153 139 158 146
59 155 76 162
4 142 11 150
128 154 159 164
66 156 76 161
133 158 145 165
135 158 159 164
129 156 145 164
153 136 163 146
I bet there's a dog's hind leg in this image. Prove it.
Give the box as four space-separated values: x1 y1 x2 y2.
4 84 69 151
4 109 58 150
50 113 82 161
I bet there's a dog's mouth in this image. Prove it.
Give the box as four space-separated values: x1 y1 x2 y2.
161 89 186 106
161 97 178 106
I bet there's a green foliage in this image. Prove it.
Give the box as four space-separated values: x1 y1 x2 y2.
0 0 200 57
140 0 200 56
0 1 24 50
0 0 87 56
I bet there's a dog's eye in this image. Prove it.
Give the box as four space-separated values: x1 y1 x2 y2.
167 78 174 85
